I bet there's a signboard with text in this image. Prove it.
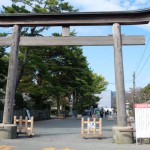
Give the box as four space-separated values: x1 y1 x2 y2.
88 122 96 129
134 104 150 138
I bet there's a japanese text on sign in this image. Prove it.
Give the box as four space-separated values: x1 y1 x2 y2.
134 104 150 138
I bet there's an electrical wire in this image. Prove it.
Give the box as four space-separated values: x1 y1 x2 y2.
135 36 150 73
136 48 150 78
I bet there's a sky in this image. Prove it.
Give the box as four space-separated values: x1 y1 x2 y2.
1 0 150 92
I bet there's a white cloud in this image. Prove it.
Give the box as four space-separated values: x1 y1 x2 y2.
135 0 148 4
0 0 12 6
67 0 124 12
67 0 150 11
0 0 12 11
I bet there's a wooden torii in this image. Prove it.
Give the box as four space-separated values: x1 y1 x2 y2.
0 8 149 142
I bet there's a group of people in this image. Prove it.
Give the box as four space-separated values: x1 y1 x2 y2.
87 107 113 119
93 108 112 118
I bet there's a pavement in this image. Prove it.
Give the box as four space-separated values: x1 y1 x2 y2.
0 115 149 150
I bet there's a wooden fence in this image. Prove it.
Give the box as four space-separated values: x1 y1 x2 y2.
0 109 50 122
81 117 102 139
14 116 34 137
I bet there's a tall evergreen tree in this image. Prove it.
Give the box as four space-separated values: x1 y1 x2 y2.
0 33 8 109
1 0 108 115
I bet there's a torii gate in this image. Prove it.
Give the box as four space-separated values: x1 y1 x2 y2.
0 8 149 143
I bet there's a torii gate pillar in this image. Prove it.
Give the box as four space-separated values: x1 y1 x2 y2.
112 23 133 144
0 25 20 139
113 23 126 127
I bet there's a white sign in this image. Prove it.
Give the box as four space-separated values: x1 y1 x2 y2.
88 122 96 129
135 104 150 138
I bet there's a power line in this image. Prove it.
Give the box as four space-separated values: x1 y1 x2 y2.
136 49 150 78
135 36 150 73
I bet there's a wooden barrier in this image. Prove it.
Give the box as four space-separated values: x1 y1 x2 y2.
92 114 97 119
14 116 34 137
59 114 65 119
81 117 102 139
107 114 114 120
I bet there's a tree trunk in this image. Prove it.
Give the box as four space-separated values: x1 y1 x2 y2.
15 27 37 91
57 95 60 116
15 49 29 91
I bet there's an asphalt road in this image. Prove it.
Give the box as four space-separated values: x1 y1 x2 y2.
0 115 149 150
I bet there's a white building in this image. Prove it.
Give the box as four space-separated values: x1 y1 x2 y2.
95 90 116 111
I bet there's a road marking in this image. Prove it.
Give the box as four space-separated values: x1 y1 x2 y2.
43 148 56 150
0 145 16 150
43 148 74 150
61 148 74 150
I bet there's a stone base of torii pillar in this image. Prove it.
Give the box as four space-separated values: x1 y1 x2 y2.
112 126 134 144
0 124 17 139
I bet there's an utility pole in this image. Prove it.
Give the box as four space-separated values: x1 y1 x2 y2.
133 71 136 103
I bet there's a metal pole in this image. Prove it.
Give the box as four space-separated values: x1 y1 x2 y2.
133 71 135 103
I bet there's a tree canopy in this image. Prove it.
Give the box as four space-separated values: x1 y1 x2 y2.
0 0 108 115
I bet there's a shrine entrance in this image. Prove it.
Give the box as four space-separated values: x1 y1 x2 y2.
0 9 149 143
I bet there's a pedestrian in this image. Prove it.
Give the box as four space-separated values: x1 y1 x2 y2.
100 108 104 118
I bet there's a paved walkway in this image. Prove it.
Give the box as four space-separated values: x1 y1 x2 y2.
0 116 149 150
